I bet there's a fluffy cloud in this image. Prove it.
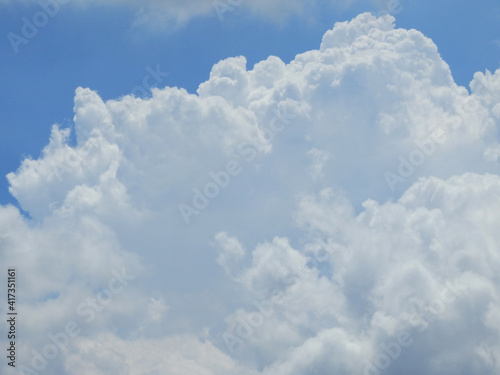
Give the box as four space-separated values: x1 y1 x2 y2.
214 172 500 374
63 333 257 375
2 12 500 375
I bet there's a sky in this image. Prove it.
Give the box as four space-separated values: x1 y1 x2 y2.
0 0 500 374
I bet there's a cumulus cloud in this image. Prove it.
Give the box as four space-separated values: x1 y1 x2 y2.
2 12 500 375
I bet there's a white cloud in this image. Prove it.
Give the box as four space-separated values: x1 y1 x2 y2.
64 333 258 375
146 297 169 323
3 12 500 375
216 173 500 374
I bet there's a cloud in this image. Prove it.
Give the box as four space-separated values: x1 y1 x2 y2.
63 333 257 375
3 12 500 375
216 173 500 374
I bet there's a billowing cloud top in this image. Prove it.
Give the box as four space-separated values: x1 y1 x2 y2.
2 12 500 375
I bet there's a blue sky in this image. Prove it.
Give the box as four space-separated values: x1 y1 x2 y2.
0 0 499 208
